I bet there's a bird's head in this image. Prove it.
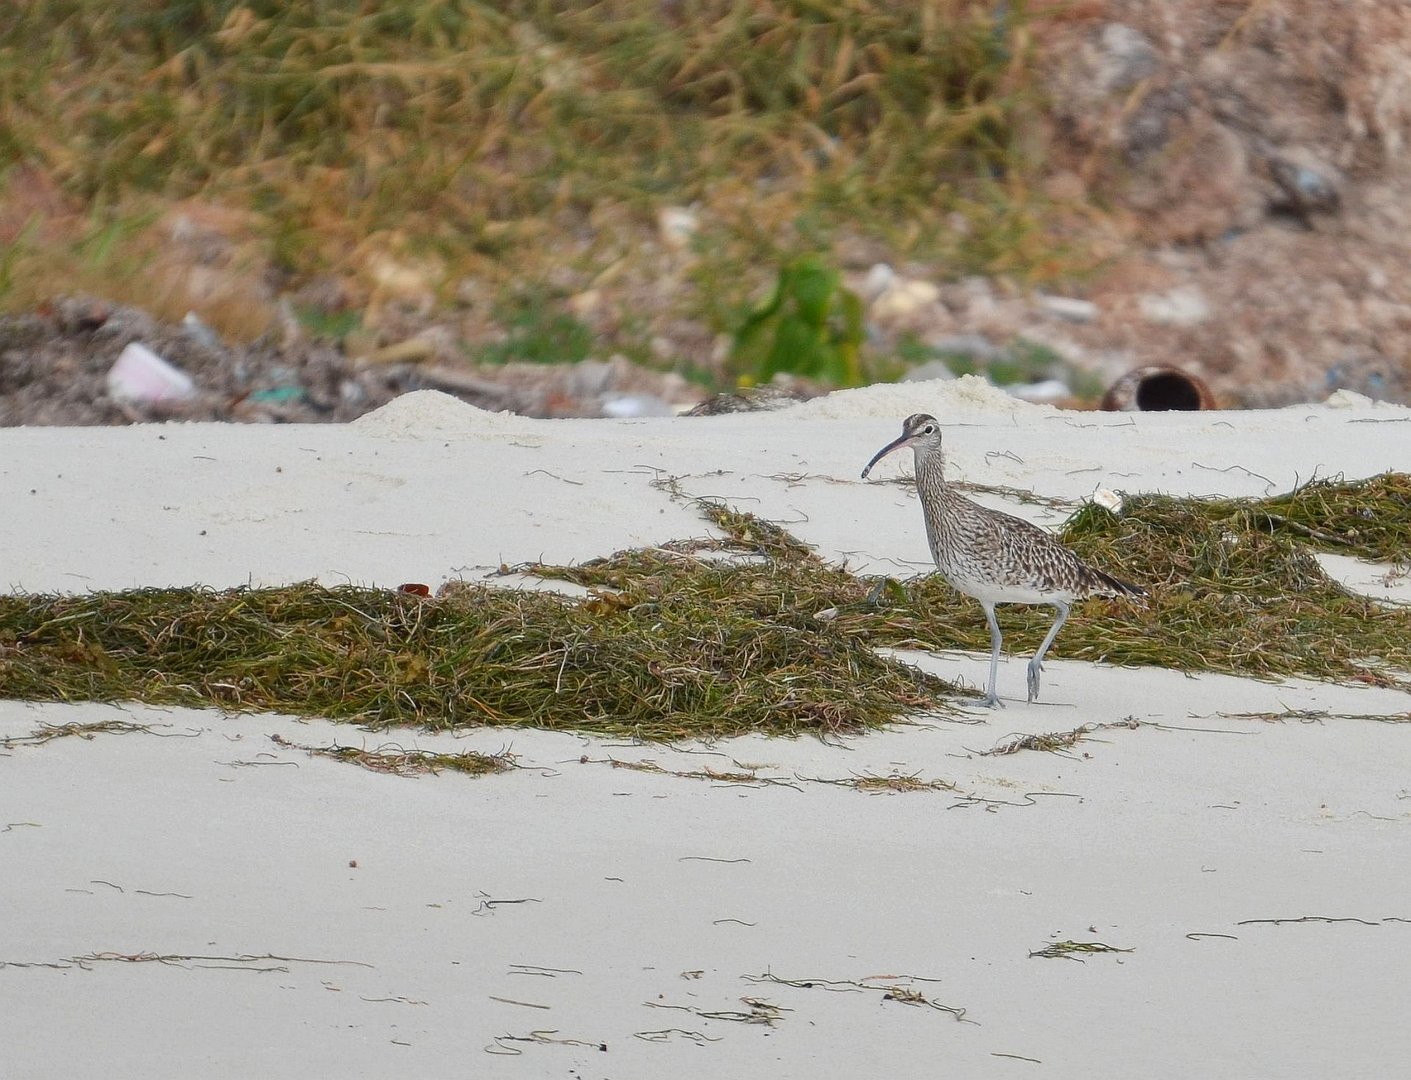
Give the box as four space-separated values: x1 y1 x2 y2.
860 413 942 479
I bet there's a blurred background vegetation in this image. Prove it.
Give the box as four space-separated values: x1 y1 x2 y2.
0 1 1090 389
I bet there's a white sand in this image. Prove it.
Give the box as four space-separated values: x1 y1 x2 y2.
3 385 1411 1077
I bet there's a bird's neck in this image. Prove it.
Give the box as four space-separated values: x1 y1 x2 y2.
912 448 962 543
912 448 950 496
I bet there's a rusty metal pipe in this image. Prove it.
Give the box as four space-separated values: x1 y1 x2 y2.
1101 366 1215 412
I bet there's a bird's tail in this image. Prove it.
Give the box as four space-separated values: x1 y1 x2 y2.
1086 568 1147 602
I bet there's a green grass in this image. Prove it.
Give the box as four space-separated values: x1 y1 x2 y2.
534 474 1411 690
0 1 1077 360
0 474 1407 740
0 580 953 739
268 733 515 777
475 288 596 365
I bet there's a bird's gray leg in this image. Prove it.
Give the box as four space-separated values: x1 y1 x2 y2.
980 601 1004 708
1027 602 1070 703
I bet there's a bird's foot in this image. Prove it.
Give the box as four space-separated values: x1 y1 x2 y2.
1026 660 1042 703
980 691 1004 709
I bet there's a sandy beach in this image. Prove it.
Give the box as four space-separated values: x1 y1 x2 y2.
4 381 1410 1078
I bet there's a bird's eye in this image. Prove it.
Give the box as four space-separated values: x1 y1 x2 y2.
921 424 935 434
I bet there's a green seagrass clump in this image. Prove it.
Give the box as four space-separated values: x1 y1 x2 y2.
1 473 1407 739
0 508 955 739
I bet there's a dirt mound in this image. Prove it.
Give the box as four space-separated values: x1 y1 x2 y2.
1031 0 1411 405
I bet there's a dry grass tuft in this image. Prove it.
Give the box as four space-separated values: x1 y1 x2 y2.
0 2 1074 338
1028 940 1132 961
268 733 514 777
0 718 164 749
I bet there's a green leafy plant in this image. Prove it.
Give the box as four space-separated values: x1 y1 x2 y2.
984 337 1060 386
292 304 361 343
729 255 865 387
477 291 594 366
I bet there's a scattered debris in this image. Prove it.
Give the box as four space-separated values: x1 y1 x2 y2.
743 970 968 1022
486 1030 608 1055
1028 940 1132 961
1236 916 1408 928
0 302 707 425
1218 708 1411 725
0 951 372 973
645 997 788 1026
794 771 958 794
0 719 192 750
632 1028 721 1045
268 734 516 778
983 726 1098 757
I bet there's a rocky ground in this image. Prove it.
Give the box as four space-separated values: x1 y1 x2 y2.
0 297 710 426
1028 0 1411 408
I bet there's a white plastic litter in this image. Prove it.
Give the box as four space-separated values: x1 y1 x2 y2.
106 342 196 404
1092 487 1124 513
600 394 674 418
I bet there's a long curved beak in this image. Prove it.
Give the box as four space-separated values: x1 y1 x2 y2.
860 434 913 480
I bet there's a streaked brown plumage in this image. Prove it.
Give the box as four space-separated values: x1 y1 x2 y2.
863 413 1144 706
